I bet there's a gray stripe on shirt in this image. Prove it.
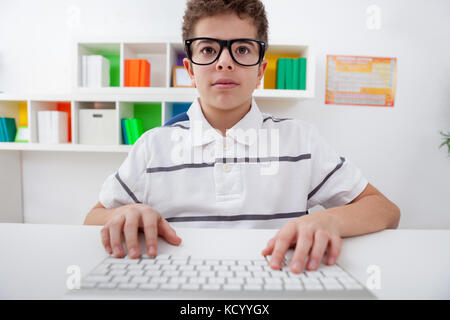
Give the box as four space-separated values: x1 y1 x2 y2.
307 157 346 200
115 172 141 203
166 211 308 223
147 154 311 173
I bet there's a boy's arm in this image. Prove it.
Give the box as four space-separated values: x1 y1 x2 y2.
262 183 400 274
324 183 400 237
83 202 115 226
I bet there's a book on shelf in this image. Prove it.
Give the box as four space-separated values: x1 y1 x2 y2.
37 111 68 144
81 55 110 87
125 59 151 87
121 118 144 145
0 117 17 142
276 57 307 90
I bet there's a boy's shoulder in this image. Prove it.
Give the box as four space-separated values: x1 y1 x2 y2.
260 112 316 134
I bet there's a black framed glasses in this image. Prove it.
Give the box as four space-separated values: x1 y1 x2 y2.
185 37 266 66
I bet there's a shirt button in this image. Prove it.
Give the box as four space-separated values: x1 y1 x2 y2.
223 142 228 151
223 164 231 173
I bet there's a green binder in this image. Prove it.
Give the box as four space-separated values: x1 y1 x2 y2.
276 58 287 89
293 58 300 90
299 57 307 90
124 119 133 145
285 58 294 90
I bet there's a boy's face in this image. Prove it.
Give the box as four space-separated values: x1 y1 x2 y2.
183 13 268 112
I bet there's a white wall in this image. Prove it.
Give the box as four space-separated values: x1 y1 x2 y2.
0 0 449 228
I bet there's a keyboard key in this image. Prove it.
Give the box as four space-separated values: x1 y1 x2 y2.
150 276 169 284
179 265 195 271
181 271 198 277
304 283 324 291
227 278 244 285
127 270 144 276
217 271 233 278
97 282 117 290
145 270 162 277
189 277 206 284
235 271 251 277
84 275 111 283
160 283 179 290
118 283 138 290
170 277 188 284
203 284 221 291
181 284 200 290
265 278 282 284
196 265 211 272
162 271 180 277
155 254 171 260
112 275 131 283
264 284 283 291
221 260 236 266
323 283 344 290
139 283 159 290
245 277 263 285
160 265 178 271
109 269 126 276
205 260 220 266
110 264 127 270
130 276 150 284
144 265 160 271
342 283 364 290
244 284 262 291
208 277 226 284
223 284 241 291
285 284 304 291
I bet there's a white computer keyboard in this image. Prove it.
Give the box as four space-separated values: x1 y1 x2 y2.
76 253 370 298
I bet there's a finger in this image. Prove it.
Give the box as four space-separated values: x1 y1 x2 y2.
290 230 314 274
261 237 276 256
100 226 112 254
123 212 140 259
306 230 329 270
109 215 126 258
141 210 159 256
326 235 342 265
158 218 182 245
269 225 297 270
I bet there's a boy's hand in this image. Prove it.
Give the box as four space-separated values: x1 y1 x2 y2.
261 212 342 274
100 203 182 259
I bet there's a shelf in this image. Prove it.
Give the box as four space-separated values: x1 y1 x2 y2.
0 40 315 153
0 142 131 153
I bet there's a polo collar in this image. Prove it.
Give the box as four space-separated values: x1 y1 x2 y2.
187 97 264 147
187 97 263 146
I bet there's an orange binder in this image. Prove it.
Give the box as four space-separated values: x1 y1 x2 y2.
140 60 150 87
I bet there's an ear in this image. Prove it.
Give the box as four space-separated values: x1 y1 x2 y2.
183 58 196 87
255 59 268 89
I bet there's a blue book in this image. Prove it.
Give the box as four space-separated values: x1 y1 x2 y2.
0 118 7 142
5 118 17 142
121 118 129 145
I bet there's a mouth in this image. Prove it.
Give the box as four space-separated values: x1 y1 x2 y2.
212 78 239 89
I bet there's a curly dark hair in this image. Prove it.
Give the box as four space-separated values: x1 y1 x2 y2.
182 0 269 44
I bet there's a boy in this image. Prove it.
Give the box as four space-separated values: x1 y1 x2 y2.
84 0 400 274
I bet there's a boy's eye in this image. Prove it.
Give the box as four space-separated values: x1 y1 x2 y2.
201 47 216 55
235 46 250 55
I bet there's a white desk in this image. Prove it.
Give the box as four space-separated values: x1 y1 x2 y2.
0 223 449 299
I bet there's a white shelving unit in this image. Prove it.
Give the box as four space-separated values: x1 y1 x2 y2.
0 40 315 153
0 39 315 224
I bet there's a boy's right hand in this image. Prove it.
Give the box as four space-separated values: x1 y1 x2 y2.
100 203 182 259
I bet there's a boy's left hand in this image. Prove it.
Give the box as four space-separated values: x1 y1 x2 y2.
261 212 342 274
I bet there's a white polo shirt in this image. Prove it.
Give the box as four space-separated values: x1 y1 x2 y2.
99 97 368 229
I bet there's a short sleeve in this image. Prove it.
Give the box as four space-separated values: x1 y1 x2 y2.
99 135 148 209
306 125 368 209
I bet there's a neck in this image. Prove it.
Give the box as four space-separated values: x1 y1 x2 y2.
198 98 252 137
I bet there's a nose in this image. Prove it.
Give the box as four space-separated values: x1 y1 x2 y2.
216 47 235 71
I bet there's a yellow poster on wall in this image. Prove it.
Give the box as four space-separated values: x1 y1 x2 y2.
325 55 397 107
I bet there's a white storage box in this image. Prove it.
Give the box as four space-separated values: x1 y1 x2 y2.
78 109 117 145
